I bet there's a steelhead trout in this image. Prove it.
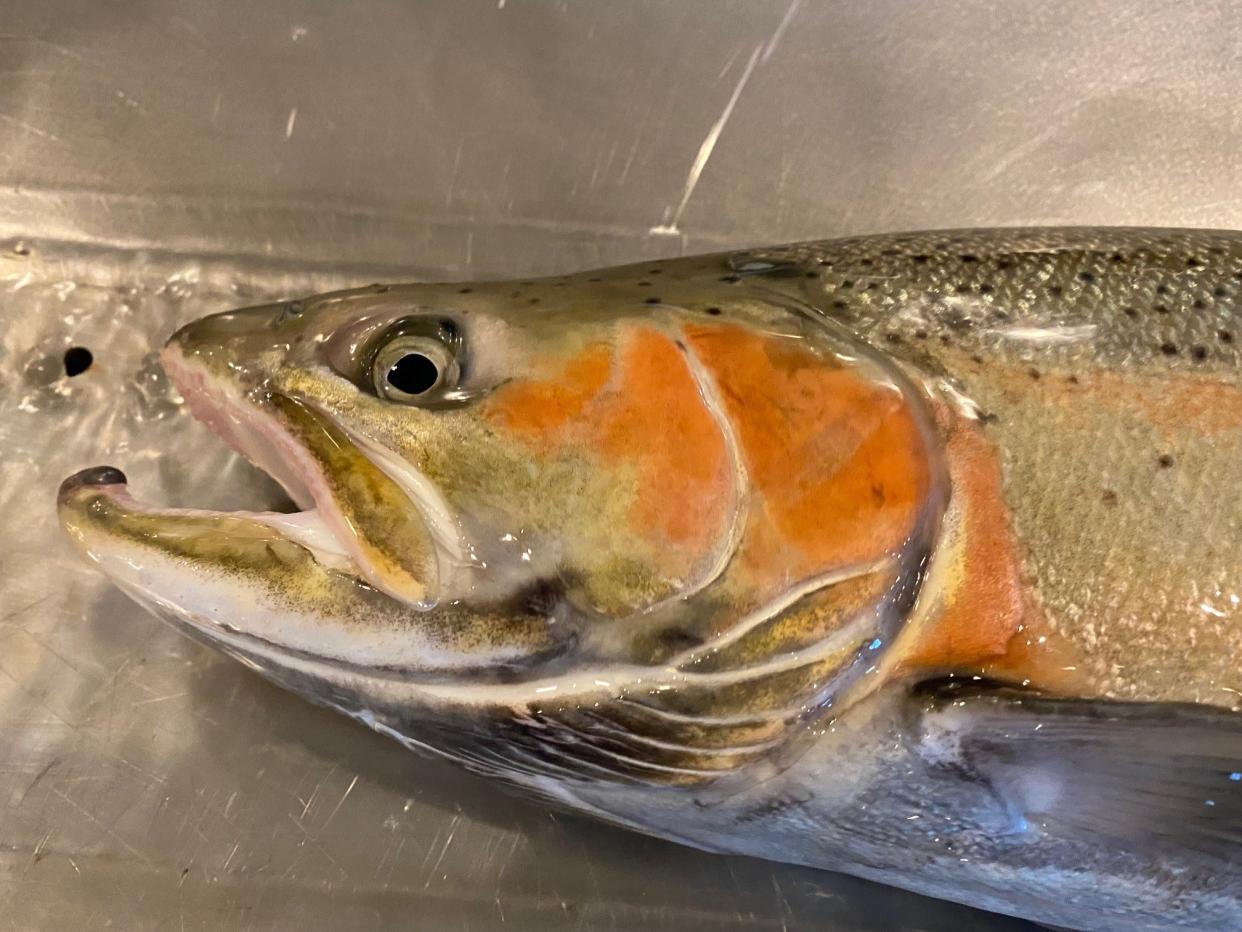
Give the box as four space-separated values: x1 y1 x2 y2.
58 228 1242 930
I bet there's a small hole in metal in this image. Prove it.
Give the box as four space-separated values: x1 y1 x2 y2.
64 346 93 377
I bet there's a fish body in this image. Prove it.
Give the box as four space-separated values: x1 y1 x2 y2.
58 228 1242 930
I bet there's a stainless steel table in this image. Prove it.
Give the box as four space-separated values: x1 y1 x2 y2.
2 2 1238 928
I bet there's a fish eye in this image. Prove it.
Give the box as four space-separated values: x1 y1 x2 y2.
372 334 459 403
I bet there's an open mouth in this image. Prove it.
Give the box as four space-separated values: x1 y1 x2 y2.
58 341 454 608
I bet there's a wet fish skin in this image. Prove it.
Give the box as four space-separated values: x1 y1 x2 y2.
56 228 1242 931
752 227 1242 709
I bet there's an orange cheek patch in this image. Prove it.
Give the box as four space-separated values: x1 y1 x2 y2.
484 344 614 439
484 328 732 561
594 328 731 550
684 324 929 580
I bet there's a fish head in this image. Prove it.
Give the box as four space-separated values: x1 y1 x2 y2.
58 268 945 790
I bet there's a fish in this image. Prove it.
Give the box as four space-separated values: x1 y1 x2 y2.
57 227 1242 931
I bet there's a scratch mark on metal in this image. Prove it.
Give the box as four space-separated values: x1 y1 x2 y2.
0 34 96 66
26 827 52 872
716 46 743 80
445 138 465 207
762 0 803 63
285 107 298 140
222 841 240 871
285 812 351 880
298 785 320 820
650 44 762 236
0 111 63 143
323 774 358 827
16 756 57 805
0 593 52 626
50 787 146 860
423 813 461 887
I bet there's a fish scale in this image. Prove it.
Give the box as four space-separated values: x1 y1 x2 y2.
741 227 1242 370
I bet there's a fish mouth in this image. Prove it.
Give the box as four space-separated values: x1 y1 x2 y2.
58 341 460 614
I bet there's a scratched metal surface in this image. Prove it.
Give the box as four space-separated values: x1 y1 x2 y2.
1 1 1240 929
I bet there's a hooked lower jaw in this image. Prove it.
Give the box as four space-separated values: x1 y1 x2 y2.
56 464 555 675
56 470 418 671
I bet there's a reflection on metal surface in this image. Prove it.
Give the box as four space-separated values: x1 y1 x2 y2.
2 0 1239 928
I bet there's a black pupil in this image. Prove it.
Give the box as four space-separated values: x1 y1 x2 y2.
386 352 440 395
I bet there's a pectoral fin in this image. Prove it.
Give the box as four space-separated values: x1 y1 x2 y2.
912 681 1242 860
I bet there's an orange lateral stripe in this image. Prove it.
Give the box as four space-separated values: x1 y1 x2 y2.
897 410 1082 690
484 343 614 439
